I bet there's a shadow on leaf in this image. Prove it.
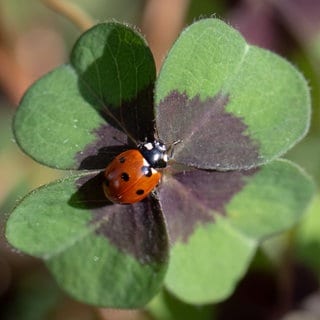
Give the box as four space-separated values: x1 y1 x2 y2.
68 172 112 209
78 145 129 170
74 25 156 143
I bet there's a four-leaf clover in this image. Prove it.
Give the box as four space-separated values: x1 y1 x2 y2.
6 19 314 307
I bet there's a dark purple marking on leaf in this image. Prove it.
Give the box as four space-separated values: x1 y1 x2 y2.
158 167 259 243
76 124 129 170
93 194 169 264
75 83 156 169
70 173 168 264
156 91 260 170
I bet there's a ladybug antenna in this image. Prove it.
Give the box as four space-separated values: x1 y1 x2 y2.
167 139 182 158
101 105 138 145
78 78 138 145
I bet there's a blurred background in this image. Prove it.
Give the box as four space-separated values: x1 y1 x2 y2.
0 0 319 319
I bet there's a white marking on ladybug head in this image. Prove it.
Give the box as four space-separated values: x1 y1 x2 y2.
143 158 150 166
144 142 153 150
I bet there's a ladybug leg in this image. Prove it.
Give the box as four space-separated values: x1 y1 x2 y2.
168 139 183 158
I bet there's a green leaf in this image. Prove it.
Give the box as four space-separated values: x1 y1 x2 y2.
165 216 256 304
162 160 315 303
147 289 215 320
14 66 104 169
71 22 156 142
155 19 310 170
6 172 169 307
295 194 320 272
227 160 316 239
14 22 156 170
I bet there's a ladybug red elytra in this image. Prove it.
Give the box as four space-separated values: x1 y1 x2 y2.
103 140 168 204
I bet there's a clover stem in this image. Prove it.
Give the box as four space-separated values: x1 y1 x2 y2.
275 230 296 316
42 0 94 32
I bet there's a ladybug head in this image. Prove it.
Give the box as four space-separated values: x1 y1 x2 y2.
138 140 168 168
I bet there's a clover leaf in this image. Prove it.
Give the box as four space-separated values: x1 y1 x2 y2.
6 19 315 307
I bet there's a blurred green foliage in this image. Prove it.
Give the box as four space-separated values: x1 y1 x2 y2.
1 0 320 319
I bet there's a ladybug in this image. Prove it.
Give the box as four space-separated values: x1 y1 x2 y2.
103 140 168 204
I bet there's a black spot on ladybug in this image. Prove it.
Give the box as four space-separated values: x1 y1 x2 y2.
141 166 152 177
119 157 126 163
121 172 130 181
136 189 144 195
